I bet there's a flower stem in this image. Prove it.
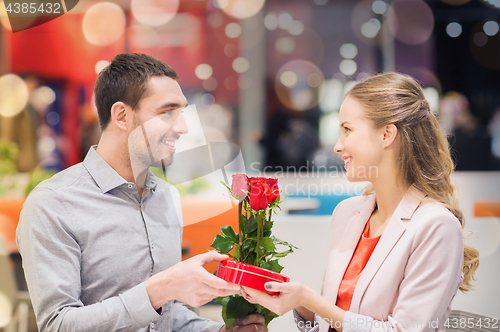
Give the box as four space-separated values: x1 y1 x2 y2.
238 201 243 262
256 212 262 266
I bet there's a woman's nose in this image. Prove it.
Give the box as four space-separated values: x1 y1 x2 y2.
334 138 343 154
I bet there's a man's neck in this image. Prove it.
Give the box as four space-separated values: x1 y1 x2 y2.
96 133 136 183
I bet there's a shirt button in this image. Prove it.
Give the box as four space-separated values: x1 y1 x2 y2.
128 184 133 189
151 323 155 329
151 243 154 249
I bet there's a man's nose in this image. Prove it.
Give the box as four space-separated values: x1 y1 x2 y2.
174 113 189 135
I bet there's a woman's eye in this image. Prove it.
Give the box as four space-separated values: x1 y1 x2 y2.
343 126 351 133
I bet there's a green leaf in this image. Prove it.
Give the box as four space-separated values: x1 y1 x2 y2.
211 234 234 254
249 237 276 252
259 237 276 251
260 259 284 273
244 215 257 234
225 296 253 320
260 308 279 326
263 230 272 237
220 225 239 244
221 303 236 329
263 220 273 231
242 239 256 251
215 296 230 306
271 236 299 250
234 247 240 261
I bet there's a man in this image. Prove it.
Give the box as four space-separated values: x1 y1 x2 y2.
17 53 267 332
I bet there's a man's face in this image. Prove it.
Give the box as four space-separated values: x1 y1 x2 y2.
128 76 188 172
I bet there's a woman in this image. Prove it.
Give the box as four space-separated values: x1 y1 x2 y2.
241 73 479 332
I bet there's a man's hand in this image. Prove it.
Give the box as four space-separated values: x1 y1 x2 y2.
220 314 268 332
145 251 240 309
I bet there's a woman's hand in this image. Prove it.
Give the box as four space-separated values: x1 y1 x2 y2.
239 282 311 316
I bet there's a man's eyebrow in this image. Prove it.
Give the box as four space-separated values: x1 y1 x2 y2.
157 102 188 110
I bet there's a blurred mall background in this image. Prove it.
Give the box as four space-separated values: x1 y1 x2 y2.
0 0 500 331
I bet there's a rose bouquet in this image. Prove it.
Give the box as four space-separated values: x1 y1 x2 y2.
210 174 297 328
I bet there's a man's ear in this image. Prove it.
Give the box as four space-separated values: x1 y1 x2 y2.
382 124 398 148
110 102 129 132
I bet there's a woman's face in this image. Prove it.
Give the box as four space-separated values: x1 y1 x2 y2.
334 95 385 182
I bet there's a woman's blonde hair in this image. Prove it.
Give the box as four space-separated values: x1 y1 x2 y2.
346 72 479 293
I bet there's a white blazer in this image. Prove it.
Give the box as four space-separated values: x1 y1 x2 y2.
317 186 464 332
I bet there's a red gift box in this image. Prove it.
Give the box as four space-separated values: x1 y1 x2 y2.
216 260 290 296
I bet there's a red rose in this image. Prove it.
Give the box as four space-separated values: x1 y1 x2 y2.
264 178 279 202
249 182 271 211
248 177 279 203
231 174 248 199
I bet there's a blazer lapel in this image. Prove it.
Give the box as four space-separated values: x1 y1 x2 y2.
349 186 426 313
323 195 376 305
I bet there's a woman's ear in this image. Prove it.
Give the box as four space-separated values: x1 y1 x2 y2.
110 102 129 132
382 124 398 148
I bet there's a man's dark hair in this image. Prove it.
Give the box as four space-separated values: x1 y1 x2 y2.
94 53 179 131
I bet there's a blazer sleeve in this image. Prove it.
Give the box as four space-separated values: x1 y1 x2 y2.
342 208 464 332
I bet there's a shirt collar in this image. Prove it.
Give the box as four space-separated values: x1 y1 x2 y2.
83 146 158 193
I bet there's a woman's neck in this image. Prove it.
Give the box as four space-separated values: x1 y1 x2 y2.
371 176 410 226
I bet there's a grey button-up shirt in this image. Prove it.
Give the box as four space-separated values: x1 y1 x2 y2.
17 147 224 332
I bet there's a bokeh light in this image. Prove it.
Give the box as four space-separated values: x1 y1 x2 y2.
360 19 381 38
351 1 380 45
474 32 488 46
280 71 298 88
38 136 56 155
470 21 500 70
264 12 278 30
46 111 60 126
339 43 358 59
32 86 56 111
195 64 213 80
0 74 29 117
339 60 357 76
278 12 293 30
225 22 242 38
95 60 110 74
131 0 180 27
224 43 238 57
446 22 462 38
423 87 439 114
288 20 304 36
388 0 434 45
319 79 344 113
82 2 126 46
275 60 325 111
203 78 218 91
221 0 265 19
232 57 250 73
200 93 215 106
372 0 387 14
275 36 296 54
483 21 499 36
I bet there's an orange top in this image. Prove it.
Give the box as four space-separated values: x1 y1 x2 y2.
335 221 381 311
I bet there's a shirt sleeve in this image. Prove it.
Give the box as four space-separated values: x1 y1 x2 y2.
17 187 160 332
171 301 224 332
342 210 464 332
